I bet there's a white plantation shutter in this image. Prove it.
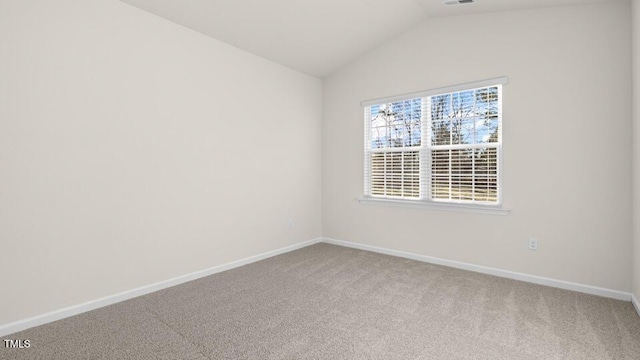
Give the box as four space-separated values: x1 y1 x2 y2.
363 78 505 205
369 151 420 197
429 146 498 202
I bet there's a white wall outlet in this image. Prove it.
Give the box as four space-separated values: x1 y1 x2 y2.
528 237 538 251
287 218 294 229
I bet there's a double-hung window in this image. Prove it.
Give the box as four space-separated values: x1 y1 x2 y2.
362 77 507 212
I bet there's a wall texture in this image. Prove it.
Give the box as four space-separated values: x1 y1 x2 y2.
633 0 640 306
0 0 322 325
323 3 632 292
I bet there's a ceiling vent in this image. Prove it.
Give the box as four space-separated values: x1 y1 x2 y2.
442 0 475 5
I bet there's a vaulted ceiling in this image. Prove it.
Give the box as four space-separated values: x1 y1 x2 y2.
119 0 622 78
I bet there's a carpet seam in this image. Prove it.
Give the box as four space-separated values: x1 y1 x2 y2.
142 299 214 360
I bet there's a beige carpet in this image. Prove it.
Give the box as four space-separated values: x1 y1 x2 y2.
2 243 639 359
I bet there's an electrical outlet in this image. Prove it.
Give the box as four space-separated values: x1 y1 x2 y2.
287 218 294 229
528 237 538 251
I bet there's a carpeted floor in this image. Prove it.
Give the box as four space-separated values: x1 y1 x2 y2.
2 243 640 359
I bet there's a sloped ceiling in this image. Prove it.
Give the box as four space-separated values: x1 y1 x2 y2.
119 0 622 78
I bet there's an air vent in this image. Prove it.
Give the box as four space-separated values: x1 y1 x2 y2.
442 0 475 5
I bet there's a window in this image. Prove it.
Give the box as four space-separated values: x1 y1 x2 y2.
363 78 506 210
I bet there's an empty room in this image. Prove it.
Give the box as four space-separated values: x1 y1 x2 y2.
1 0 640 359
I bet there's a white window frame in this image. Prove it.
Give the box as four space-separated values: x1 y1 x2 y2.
360 77 510 215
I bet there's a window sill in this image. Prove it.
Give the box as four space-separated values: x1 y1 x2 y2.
358 197 510 215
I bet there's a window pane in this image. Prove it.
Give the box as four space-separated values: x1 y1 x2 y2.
459 118 475 145
430 119 450 146
431 94 451 119
476 116 498 144
475 86 499 144
370 99 421 149
476 86 499 104
432 86 500 147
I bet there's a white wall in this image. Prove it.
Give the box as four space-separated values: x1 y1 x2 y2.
633 0 640 305
323 2 632 292
0 0 322 325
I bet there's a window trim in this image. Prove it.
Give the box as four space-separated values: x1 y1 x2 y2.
362 77 509 214
357 196 510 215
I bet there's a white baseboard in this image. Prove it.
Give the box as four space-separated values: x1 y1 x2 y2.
321 237 632 302
0 237 323 337
1 236 632 337
633 294 640 318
